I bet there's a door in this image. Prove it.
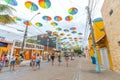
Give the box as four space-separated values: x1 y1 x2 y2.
100 47 110 69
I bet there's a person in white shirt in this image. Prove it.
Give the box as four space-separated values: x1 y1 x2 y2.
10 54 16 71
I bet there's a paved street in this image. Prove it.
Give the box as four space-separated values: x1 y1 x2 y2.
0 57 120 80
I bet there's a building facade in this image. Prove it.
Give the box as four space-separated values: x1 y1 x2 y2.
101 0 120 73
88 18 113 70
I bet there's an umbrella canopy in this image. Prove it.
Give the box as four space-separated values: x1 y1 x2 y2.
51 22 58 26
25 1 38 11
38 0 51 9
54 16 62 21
35 22 43 27
68 7 78 15
23 20 32 26
42 16 52 21
4 0 18 6
65 16 73 21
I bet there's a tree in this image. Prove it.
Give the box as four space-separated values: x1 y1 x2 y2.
0 4 15 24
74 48 83 54
26 39 36 43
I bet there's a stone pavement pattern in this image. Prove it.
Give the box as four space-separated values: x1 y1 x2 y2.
0 57 120 80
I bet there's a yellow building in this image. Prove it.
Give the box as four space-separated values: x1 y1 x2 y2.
101 0 120 73
88 18 113 70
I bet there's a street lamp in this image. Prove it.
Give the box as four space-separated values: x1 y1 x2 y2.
20 12 40 58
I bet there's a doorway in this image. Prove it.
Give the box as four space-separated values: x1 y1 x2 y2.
100 47 110 69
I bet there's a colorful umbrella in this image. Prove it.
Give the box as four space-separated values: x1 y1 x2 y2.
53 31 58 36
12 16 21 21
23 21 32 26
56 27 62 31
25 1 38 11
35 22 43 27
71 31 77 34
78 32 83 35
65 16 73 21
69 37 72 39
51 22 58 26
54 16 62 21
70 27 76 30
68 7 78 15
79 38 83 40
67 34 71 36
74 38 78 40
42 16 52 21
64 29 69 32
38 0 51 9
63 37 67 39
4 0 18 6
60 33 65 36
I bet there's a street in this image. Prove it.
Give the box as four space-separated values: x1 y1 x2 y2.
0 57 120 80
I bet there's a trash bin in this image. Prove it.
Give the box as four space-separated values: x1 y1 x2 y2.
91 56 96 64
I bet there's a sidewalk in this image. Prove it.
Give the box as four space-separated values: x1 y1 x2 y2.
0 57 120 80
77 57 120 80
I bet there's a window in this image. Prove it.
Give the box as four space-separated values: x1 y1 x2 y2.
109 9 113 16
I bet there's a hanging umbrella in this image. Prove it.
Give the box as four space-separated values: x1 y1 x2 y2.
12 16 21 21
51 22 58 26
67 34 71 36
53 31 58 36
64 29 69 32
35 22 43 27
63 37 67 39
65 16 73 21
78 32 83 35
38 0 51 9
42 16 52 21
23 20 32 26
56 27 62 31
4 0 18 6
70 27 76 30
79 38 83 40
60 33 65 36
54 16 62 21
68 7 78 15
25 1 38 11
71 31 77 34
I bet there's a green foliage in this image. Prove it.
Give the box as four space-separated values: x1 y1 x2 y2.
0 4 16 13
26 39 36 43
74 48 83 54
0 4 15 24
0 15 15 24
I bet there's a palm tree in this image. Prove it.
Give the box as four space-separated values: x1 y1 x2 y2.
0 4 15 24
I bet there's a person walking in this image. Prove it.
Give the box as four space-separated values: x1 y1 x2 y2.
36 54 41 69
0 56 4 73
51 53 55 66
65 54 69 67
58 54 62 66
10 54 16 71
31 54 36 71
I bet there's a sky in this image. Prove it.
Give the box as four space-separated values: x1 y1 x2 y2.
0 0 104 47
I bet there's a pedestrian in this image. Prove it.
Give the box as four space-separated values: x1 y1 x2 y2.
58 54 62 66
0 56 4 73
31 54 36 70
51 53 55 66
36 54 41 69
65 54 69 67
10 54 16 71
47 54 50 62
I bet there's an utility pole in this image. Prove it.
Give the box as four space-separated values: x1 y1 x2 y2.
86 6 101 72
20 12 40 58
